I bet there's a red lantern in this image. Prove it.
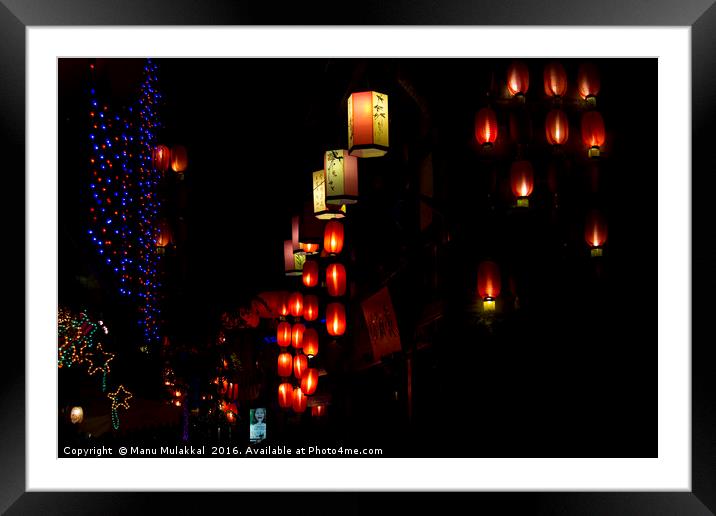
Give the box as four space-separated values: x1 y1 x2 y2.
311 404 326 417
348 91 389 158
278 382 292 409
170 145 188 173
277 321 291 347
326 263 347 297
303 328 319 357
153 144 170 172
581 111 605 158
303 295 319 322
301 368 319 395
301 242 319 254
292 387 307 413
543 62 567 98
475 107 498 149
324 220 344 255
291 323 305 349
303 260 319 288
294 354 308 380
477 260 501 312
278 353 293 377
156 219 173 249
507 61 530 98
326 302 346 336
585 210 608 257
510 160 534 208
289 292 304 317
545 109 569 146
578 63 601 104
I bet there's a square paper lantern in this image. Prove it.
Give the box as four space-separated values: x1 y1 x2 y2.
313 170 347 220
324 150 358 205
284 240 305 277
348 91 389 158
299 201 323 253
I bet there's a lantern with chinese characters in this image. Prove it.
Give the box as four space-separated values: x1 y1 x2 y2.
585 209 608 257
70 406 84 424
545 109 569 146
292 323 305 349
303 295 319 322
510 160 534 208
475 107 498 150
324 150 359 205
284 240 305 276
477 260 501 312
294 354 308 380
348 91 389 157
170 145 188 174
153 144 170 173
303 260 319 288
326 263 347 297
303 328 319 358
324 221 344 255
292 387 307 413
581 111 605 158
289 292 304 317
277 321 291 347
278 353 293 377
507 61 530 100
578 63 601 106
278 382 293 409
301 368 319 395
313 170 347 220
311 404 326 417
543 62 567 100
326 302 346 336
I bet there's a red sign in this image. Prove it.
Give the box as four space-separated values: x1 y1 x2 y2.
361 286 401 360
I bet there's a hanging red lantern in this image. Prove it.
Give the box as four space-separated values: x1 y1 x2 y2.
477 260 501 312
292 387 307 413
156 219 173 250
543 62 567 99
311 404 326 417
278 291 290 317
301 242 320 254
313 170 348 220
153 144 170 173
289 292 304 317
507 61 530 99
291 323 305 349
585 209 608 257
510 160 534 208
303 260 319 288
301 368 319 395
170 145 188 173
581 111 605 158
326 302 346 336
278 353 293 377
278 382 293 409
326 263 347 297
277 321 291 347
284 240 305 276
324 150 359 205
348 91 389 158
578 63 601 105
303 295 319 322
324 220 344 255
545 109 569 146
294 354 308 380
474 107 498 149
303 328 319 357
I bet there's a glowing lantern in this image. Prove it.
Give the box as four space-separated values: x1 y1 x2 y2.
289 292 304 317
543 62 567 99
578 63 601 105
326 263 347 297
70 406 84 424
292 323 305 349
475 107 498 149
303 295 319 322
301 368 319 395
326 302 346 336
303 260 319 288
277 321 291 347
545 109 569 146
278 383 293 409
313 170 347 220
581 111 605 158
311 405 326 417
510 160 534 208
292 387 307 413
507 61 530 99
585 209 608 257
294 354 308 380
226 411 235 423
278 291 290 318
299 201 323 252
291 215 302 254
348 91 389 158
303 328 319 357
324 221 344 255
477 260 501 312
152 144 170 172
156 219 173 251
325 150 359 205
301 243 319 254
170 145 188 173
278 352 293 377
284 240 305 276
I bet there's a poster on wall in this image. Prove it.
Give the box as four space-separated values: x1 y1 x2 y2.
361 286 401 360
249 408 267 443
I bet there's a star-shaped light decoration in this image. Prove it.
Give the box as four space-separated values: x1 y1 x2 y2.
108 385 132 411
84 343 115 376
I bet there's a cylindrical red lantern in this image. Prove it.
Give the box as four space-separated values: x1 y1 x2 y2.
326 302 346 336
545 109 569 146
292 387 307 413
543 62 567 98
278 353 293 377
294 354 308 380
291 323 305 349
153 144 170 173
510 160 534 208
581 111 605 158
301 368 319 395
303 328 319 357
302 260 319 288
311 404 326 417
278 382 292 409
278 291 290 317
170 145 188 173
326 263 347 297
324 220 344 255
156 219 173 249
477 260 501 312
585 210 608 257
301 242 320 254
277 321 291 347
578 63 601 105
289 292 304 317
475 107 498 149
348 91 389 158
507 61 530 98
303 295 319 322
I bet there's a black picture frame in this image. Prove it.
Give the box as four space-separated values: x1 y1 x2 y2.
3 1 712 513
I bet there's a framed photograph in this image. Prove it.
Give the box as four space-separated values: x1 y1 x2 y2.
4 0 712 513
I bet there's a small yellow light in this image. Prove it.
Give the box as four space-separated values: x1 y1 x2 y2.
516 198 529 208
588 146 600 159
483 299 496 312
590 247 603 257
